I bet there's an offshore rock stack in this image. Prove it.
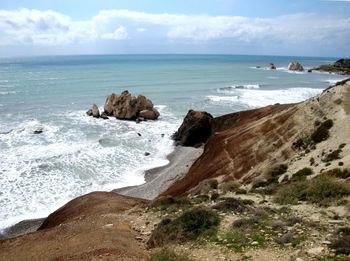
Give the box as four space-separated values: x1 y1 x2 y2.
86 90 160 122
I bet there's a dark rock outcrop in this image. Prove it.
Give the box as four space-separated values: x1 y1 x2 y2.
288 62 304 71
100 112 109 119
172 110 213 147
103 91 159 121
314 59 350 75
268 63 276 70
33 128 43 134
86 109 92 116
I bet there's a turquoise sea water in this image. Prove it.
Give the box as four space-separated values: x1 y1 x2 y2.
0 54 347 229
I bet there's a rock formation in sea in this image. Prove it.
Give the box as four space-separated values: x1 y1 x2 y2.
104 90 159 121
288 61 304 71
268 63 276 70
87 90 160 121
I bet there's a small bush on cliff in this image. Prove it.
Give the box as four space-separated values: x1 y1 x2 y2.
212 198 249 213
323 149 342 162
311 119 333 143
149 248 192 261
150 196 191 211
220 180 240 193
330 227 350 255
291 167 313 181
325 168 350 179
274 175 350 205
147 208 220 248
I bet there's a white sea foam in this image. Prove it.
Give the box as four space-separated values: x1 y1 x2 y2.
276 67 307 75
217 84 260 94
0 106 180 230
207 87 323 108
0 91 17 95
321 78 348 85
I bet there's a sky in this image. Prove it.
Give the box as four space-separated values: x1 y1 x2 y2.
0 0 349 57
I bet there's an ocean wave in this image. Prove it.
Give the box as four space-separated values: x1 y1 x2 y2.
276 67 307 75
207 87 323 108
0 91 17 96
321 78 348 85
217 84 260 93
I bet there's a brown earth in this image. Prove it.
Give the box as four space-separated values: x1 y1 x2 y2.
0 192 149 261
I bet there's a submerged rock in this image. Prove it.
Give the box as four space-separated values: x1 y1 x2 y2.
288 61 304 71
268 63 276 70
172 110 213 147
33 128 43 134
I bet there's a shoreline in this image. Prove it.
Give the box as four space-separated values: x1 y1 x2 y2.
113 145 203 200
0 145 203 239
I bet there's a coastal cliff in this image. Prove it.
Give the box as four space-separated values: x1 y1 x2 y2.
1 79 350 260
162 79 350 197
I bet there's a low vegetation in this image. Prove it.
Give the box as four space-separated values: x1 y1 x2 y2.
324 168 350 179
311 119 333 143
147 208 220 248
290 167 313 181
274 175 350 205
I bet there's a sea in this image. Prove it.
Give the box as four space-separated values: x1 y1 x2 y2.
0 54 347 230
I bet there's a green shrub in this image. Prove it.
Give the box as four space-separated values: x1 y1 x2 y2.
149 248 192 261
323 149 342 162
268 164 288 178
291 167 313 181
210 192 220 201
274 181 309 204
307 176 350 203
212 198 247 213
208 179 218 189
147 208 220 248
274 175 350 205
322 119 334 129
150 196 191 211
311 119 333 143
311 126 329 143
220 180 240 192
324 168 350 179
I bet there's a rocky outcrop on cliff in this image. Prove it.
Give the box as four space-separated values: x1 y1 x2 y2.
162 79 350 196
172 110 213 147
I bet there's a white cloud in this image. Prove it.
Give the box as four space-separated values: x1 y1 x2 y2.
101 26 128 40
0 8 349 56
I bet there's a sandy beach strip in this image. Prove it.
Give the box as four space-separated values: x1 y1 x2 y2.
113 146 203 200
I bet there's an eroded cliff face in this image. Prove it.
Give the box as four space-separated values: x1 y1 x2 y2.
162 79 350 197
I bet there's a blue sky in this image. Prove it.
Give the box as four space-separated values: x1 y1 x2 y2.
0 0 349 57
